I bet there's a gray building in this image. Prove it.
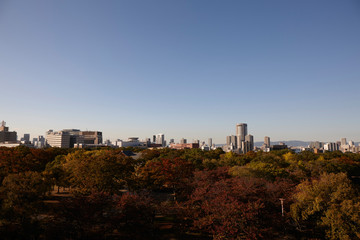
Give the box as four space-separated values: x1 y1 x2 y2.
244 134 254 153
23 134 30 144
236 123 247 149
226 135 237 149
264 136 270 148
309 141 323 149
62 129 84 148
0 121 17 143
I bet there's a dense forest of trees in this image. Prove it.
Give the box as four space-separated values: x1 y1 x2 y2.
0 146 359 239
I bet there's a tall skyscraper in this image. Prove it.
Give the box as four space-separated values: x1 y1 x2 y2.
180 138 187 144
341 138 347 146
208 138 212 147
236 123 247 149
245 134 254 152
264 136 270 148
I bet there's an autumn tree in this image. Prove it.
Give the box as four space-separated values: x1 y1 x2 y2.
64 150 135 194
137 157 194 200
44 155 70 192
291 172 360 239
44 191 156 239
0 171 51 239
180 167 295 239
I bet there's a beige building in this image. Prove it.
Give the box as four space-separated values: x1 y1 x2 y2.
170 143 199 150
46 130 70 148
80 131 102 145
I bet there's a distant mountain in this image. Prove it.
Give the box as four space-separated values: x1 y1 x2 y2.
254 140 310 147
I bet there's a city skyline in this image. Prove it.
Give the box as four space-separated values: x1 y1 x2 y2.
3 119 360 145
1 1 360 142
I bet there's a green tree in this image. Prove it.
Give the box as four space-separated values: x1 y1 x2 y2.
291 172 360 239
64 150 135 194
44 155 70 193
0 171 51 239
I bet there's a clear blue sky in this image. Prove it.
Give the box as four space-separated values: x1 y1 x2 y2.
1 0 360 143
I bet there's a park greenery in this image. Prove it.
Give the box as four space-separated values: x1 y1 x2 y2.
0 146 360 239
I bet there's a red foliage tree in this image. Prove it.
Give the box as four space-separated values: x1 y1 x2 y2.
137 157 194 200
180 168 295 239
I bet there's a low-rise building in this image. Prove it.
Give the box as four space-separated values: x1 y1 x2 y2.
170 143 199 150
116 137 147 148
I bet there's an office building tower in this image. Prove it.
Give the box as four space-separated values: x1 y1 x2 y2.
0 121 17 143
242 141 251 154
169 138 175 144
193 139 200 144
153 135 156 143
180 138 187 144
236 123 247 149
155 133 165 147
264 136 270 148
324 142 339 152
208 138 212 147
46 130 70 148
245 134 254 152
230 135 237 148
38 136 45 148
23 134 30 144
226 135 237 148
341 138 347 146
226 136 231 146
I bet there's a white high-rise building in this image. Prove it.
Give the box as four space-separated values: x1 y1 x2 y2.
155 133 165 147
324 142 339 152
